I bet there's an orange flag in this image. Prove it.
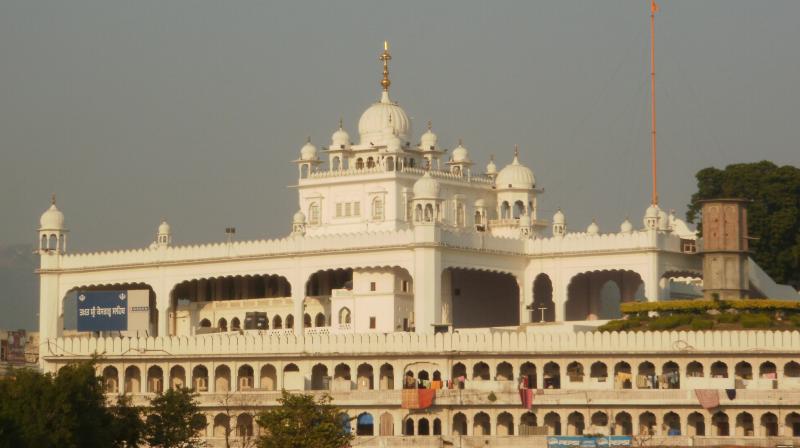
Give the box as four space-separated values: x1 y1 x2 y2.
651 0 660 13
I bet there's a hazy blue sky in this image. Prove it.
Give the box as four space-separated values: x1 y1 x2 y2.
1 0 799 253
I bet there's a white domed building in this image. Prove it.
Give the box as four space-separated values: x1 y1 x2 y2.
34 44 800 446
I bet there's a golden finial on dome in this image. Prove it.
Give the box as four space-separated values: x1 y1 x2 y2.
427 120 432 131
338 117 343 129
50 193 56 205
514 144 520 158
379 41 392 92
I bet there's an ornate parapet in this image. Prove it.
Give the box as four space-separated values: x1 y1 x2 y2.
43 329 800 359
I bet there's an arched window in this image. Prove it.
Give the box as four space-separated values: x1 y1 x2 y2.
386 157 395 171
315 313 326 327
304 313 312 328
218 318 228 332
285 314 294 329
199 319 211 328
355 158 364 169
456 203 465 227
501 201 510 219
49 234 58 250
308 203 320 225
414 204 423 222
424 204 433 222
40 234 48 250
339 307 351 325
474 210 482 225
332 156 341 170
372 197 384 221
366 157 375 168
513 200 525 218
272 315 282 329
231 317 241 331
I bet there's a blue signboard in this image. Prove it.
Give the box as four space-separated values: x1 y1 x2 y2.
547 436 633 448
77 290 128 332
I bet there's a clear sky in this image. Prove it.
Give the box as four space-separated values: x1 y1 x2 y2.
1 0 799 253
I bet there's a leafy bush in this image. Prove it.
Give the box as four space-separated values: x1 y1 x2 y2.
717 312 740 324
740 313 774 329
621 300 717 315
621 298 800 316
598 318 642 332
729 299 800 312
690 318 714 330
790 314 800 328
647 315 692 331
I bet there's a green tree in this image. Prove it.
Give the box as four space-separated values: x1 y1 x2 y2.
255 391 353 448
110 394 146 448
0 359 137 448
145 387 206 448
687 161 800 289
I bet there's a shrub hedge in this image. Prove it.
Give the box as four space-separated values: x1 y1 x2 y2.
620 299 800 315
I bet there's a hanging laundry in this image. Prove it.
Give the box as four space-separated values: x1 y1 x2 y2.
519 388 533 408
694 389 720 409
401 388 436 409
417 388 436 409
430 380 443 390
401 388 419 409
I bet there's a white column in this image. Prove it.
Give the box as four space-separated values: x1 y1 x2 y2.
413 246 442 333
38 271 61 358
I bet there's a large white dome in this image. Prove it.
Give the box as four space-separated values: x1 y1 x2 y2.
496 155 535 190
413 172 440 199
358 92 411 146
40 202 65 230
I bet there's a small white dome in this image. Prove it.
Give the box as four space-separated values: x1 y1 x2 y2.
420 122 437 150
158 220 171 235
358 92 411 145
486 158 497 175
385 130 402 153
451 141 470 163
293 210 306 224
39 201 65 230
587 219 599 235
657 209 670 231
331 124 350 149
413 172 440 199
645 204 660 218
496 154 535 190
300 139 318 161
553 209 565 225
620 218 633 233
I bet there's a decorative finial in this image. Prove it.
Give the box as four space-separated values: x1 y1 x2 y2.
306 136 311 143
50 193 56 205
427 120 432 131
514 144 520 158
458 138 463 146
379 41 392 92
490 154 495 161
338 117 343 129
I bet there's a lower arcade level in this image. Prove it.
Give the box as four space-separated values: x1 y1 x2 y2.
43 330 800 447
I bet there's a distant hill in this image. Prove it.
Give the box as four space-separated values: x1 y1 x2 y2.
0 244 38 330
